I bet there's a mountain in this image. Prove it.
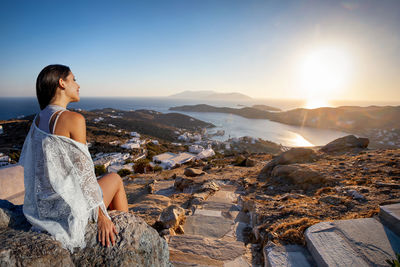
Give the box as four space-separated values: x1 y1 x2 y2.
168 90 253 101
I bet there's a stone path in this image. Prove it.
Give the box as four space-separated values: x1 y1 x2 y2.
167 183 252 266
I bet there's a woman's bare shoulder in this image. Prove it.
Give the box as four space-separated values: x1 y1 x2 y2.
57 111 86 144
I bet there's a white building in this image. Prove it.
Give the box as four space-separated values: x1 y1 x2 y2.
153 152 176 163
189 145 204 154
129 137 140 143
94 117 104 123
153 152 196 169
130 132 141 137
93 152 131 168
0 154 10 162
107 163 134 173
150 140 159 145
121 143 140 149
196 148 215 159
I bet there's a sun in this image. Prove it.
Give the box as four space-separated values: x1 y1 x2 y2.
299 47 352 108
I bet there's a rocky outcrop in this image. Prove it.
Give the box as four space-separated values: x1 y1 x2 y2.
183 168 204 177
258 148 317 179
271 164 328 189
320 135 369 153
0 200 171 267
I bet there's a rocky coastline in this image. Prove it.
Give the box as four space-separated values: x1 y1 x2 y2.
170 104 400 149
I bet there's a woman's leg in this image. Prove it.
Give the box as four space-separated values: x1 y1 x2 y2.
97 172 128 212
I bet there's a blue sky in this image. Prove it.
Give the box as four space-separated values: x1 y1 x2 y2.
1 0 400 102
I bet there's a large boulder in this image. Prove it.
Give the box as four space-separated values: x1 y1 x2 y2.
258 148 317 179
271 164 327 189
0 200 171 266
128 194 171 226
320 135 369 153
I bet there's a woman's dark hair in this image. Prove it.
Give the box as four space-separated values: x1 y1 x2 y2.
36 64 71 110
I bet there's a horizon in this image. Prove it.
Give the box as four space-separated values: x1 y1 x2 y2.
1 0 400 106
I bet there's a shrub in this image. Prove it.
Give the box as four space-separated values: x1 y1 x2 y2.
9 150 21 162
146 150 156 161
153 165 163 172
117 168 132 177
94 164 106 177
134 159 151 174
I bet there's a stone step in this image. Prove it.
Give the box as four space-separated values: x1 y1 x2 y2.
168 234 249 266
264 245 315 267
206 190 238 204
184 214 234 238
379 203 400 236
305 217 400 267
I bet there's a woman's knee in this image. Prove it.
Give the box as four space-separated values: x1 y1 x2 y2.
110 172 123 188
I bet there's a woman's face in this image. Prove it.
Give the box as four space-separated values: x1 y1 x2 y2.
61 72 80 102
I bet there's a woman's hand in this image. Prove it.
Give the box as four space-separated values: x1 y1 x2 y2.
97 208 118 247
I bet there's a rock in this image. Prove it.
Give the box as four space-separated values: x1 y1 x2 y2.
305 218 400 267
0 228 75 266
0 200 31 231
0 209 171 266
0 208 11 229
346 189 366 201
202 164 212 171
128 194 171 226
271 164 327 187
199 181 220 192
379 203 400 236
147 180 156 194
183 214 234 238
320 135 369 153
184 168 204 177
264 244 314 267
168 235 246 263
245 158 256 167
319 195 344 205
157 205 186 232
174 176 194 191
258 148 317 179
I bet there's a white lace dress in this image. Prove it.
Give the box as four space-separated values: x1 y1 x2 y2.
19 117 110 252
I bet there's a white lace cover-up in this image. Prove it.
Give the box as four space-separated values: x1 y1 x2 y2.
19 118 110 251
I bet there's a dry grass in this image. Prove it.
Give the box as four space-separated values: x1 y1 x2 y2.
270 217 321 245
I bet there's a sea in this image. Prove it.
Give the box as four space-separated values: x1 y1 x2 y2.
1 97 398 147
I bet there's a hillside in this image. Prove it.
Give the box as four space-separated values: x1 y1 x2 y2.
168 90 253 101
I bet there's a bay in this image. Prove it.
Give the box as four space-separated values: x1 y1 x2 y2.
1 97 351 147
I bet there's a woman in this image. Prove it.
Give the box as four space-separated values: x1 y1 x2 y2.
19 64 128 251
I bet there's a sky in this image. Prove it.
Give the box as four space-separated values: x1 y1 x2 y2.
1 0 400 103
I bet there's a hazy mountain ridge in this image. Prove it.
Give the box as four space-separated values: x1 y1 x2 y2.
168 90 253 101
